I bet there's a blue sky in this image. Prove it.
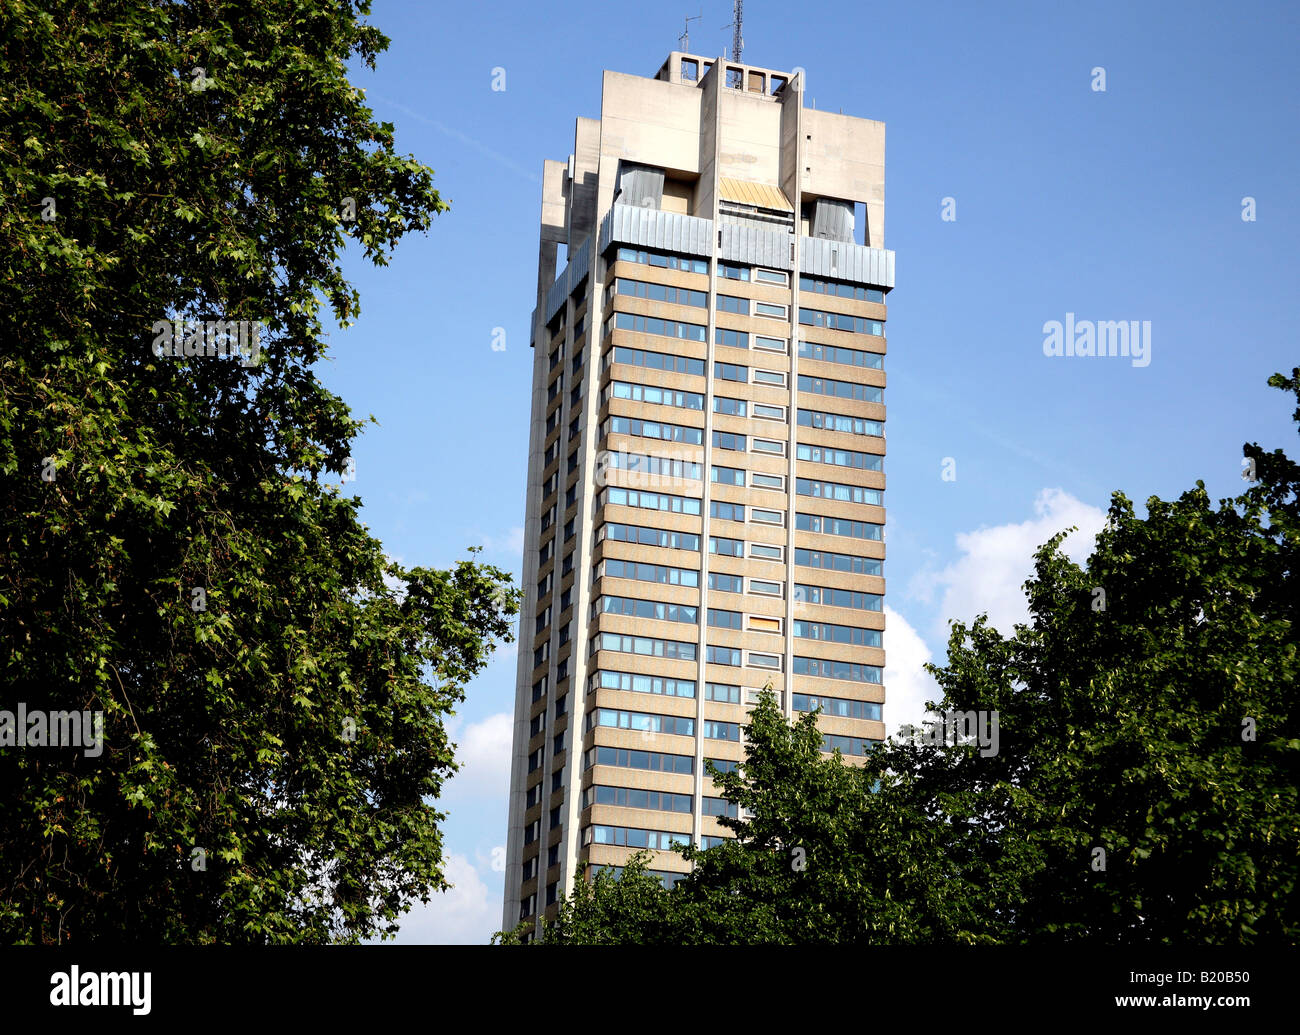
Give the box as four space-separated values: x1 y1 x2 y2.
325 0 1300 942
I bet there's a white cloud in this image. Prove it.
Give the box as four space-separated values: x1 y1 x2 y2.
445 711 513 801
480 526 525 557
387 853 502 945
917 488 1105 640
883 606 944 738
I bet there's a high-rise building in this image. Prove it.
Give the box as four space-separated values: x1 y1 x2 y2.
502 52 894 938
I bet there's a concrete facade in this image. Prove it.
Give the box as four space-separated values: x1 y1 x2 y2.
502 52 894 937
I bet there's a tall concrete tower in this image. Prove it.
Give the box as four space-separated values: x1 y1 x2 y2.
502 52 893 938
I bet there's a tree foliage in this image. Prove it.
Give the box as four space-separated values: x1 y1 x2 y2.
515 371 1300 945
0 0 518 943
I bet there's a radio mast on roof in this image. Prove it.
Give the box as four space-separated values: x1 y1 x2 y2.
679 11 702 51
731 0 744 62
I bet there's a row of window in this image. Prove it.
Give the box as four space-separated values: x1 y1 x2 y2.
601 486 702 516
602 556 699 587
578 719 877 791
615 246 708 274
597 595 698 625
599 594 873 640
595 631 696 661
796 477 884 507
714 327 747 350
715 360 787 388
600 537 880 583
720 263 788 286
795 512 883 542
583 784 693 813
798 373 884 405
796 443 884 473
709 571 741 593
608 380 704 411
606 415 703 446
714 430 789 460
795 584 884 611
617 248 868 299
794 548 883 577
793 693 883 721
586 709 742 743
715 396 787 421
604 450 701 481
793 657 883 685
609 251 883 307
607 452 838 495
822 734 880 756
797 409 884 438
607 342 704 375
595 863 686 889
799 275 885 303
710 500 745 522
610 311 707 343
606 381 786 424
713 574 786 598
799 307 884 337
579 743 743 774
585 826 687 850
707 607 742 630
716 328 789 353
704 797 740 818
585 744 694 774
598 521 700 551
792 619 882 648
704 720 741 741
709 536 785 561
710 467 784 494
582 745 741 781
798 338 884 371
608 340 883 402
614 277 707 308
591 670 696 698
586 707 696 737
596 866 688 890
595 517 889 582
581 786 740 820
704 646 782 673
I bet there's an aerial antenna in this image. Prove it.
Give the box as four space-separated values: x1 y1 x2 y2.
679 11 702 51
731 0 744 63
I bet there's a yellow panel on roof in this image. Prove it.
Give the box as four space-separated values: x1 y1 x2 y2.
718 177 792 211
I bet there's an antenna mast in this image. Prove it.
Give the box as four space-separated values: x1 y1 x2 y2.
731 0 744 62
679 11 702 51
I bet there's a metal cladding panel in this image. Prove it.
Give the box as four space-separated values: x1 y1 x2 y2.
719 224 794 270
617 163 666 209
569 236 591 289
541 238 594 324
543 269 568 323
598 204 713 257
810 198 854 243
800 236 896 289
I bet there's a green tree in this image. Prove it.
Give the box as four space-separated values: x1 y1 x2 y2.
519 371 1299 945
0 0 518 943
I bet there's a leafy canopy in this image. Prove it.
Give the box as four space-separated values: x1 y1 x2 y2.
510 371 1299 945
1 0 517 943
